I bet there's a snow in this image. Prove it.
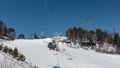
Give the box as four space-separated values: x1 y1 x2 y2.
0 38 120 68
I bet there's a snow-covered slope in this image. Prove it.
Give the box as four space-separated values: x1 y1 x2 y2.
0 51 33 68
0 38 120 68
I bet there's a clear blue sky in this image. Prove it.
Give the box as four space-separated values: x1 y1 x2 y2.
0 0 120 38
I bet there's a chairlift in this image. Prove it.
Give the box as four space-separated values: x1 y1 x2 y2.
48 42 56 50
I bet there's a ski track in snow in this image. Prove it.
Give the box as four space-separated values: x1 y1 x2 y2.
59 52 79 68
54 52 75 68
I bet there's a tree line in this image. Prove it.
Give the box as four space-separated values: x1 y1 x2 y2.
0 20 46 39
0 21 15 40
18 33 46 39
66 27 120 53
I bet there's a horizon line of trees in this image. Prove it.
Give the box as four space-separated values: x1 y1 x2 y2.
18 33 46 39
0 20 46 40
66 27 120 52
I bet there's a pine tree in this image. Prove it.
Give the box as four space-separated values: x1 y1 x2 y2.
18 34 25 39
114 33 119 45
34 33 38 39
3 46 8 53
12 47 19 58
0 44 3 50
117 38 120 54
0 20 4 38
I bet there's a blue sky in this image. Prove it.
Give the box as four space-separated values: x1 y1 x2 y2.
0 0 120 38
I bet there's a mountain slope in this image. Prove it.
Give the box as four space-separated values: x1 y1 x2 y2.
0 38 120 68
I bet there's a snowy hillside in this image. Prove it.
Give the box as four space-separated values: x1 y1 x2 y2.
0 38 120 68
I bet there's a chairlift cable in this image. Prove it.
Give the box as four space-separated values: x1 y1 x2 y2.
88 0 112 18
44 0 53 36
80 0 112 30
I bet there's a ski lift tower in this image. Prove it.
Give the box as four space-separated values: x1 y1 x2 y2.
40 28 44 38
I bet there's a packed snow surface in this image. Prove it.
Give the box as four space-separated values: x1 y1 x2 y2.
0 38 120 68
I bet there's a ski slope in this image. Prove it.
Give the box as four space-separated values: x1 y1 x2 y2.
0 38 120 68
